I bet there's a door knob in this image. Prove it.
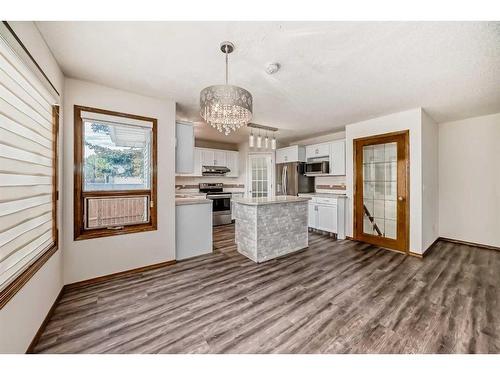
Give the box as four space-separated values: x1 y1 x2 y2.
398 196 404 201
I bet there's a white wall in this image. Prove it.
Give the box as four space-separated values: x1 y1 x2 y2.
421 110 439 250
439 113 500 248
0 21 64 353
62 78 176 284
345 109 424 253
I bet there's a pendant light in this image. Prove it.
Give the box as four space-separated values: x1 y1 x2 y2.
256 129 262 148
264 130 269 149
249 129 255 148
200 42 253 135
271 134 277 150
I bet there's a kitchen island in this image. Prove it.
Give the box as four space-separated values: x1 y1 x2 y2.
232 196 311 263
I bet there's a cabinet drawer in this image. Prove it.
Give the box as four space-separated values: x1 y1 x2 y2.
313 197 337 205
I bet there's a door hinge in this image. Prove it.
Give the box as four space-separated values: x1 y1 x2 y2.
150 201 155 208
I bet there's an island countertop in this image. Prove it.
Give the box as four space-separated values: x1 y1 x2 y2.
232 195 311 206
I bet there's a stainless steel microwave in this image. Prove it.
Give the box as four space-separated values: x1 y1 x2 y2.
305 160 329 175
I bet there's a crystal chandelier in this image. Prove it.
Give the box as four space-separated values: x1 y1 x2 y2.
200 42 253 135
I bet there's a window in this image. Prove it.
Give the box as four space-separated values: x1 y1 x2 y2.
0 32 58 306
74 105 157 240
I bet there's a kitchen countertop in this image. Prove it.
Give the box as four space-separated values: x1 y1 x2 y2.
232 195 311 206
298 192 347 198
175 194 212 206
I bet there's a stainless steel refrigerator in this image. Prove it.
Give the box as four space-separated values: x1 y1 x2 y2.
276 162 314 196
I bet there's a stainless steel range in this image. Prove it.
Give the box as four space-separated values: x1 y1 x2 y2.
199 183 232 226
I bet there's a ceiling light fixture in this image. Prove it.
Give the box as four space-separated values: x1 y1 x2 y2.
200 41 253 136
249 129 254 148
271 136 277 150
247 123 278 150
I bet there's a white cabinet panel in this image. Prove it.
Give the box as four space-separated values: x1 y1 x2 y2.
317 204 337 233
201 149 215 166
308 202 317 228
275 148 286 164
306 143 330 159
213 150 226 167
192 148 202 176
276 145 306 164
330 140 346 176
226 151 239 177
175 122 194 174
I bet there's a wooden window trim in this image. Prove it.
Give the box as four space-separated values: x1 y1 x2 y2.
0 106 59 309
73 105 158 241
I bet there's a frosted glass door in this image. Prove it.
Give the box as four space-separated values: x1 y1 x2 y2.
248 154 272 198
354 131 408 253
362 142 397 239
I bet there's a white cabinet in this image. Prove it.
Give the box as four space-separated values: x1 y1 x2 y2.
307 196 338 234
189 147 239 177
306 143 330 159
330 140 346 176
213 150 226 167
225 151 239 177
304 140 346 176
192 148 202 176
317 204 337 233
308 202 317 228
201 149 215 166
276 145 306 164
175 121 194 174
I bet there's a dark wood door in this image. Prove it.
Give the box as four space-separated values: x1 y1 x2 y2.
354 130 409 253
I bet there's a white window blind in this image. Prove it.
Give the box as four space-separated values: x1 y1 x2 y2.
0 32 57 292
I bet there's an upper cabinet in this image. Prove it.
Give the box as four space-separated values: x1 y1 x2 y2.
213 150 227 167
175 121 194 174
186 147 239 177
330 140 345 176
225 151 239 177
304 139 346 176
276 145 306 164
201 149 215 166
305 143 330 159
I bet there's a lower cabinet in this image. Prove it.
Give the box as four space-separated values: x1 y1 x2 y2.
308 202 317 228
317 204 337 233
308 200 337 233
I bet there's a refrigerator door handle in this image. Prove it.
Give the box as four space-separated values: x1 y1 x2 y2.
284 165 288 195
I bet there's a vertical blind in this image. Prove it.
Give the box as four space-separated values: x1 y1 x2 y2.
0 32 57 292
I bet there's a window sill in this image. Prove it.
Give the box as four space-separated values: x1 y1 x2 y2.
74 223 157 241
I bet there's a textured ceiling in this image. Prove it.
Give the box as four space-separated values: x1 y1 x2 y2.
36 21 500 143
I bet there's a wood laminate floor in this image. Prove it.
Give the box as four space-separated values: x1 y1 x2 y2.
33 225 500 353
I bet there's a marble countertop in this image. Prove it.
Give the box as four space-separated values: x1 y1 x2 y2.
232 195 311 206
298 192 347 198
175 194 212 206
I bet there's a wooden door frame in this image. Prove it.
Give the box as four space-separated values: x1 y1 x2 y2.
353 130 410 254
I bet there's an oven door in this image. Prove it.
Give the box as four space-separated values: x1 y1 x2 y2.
207 194 232 225
209 195 231 213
